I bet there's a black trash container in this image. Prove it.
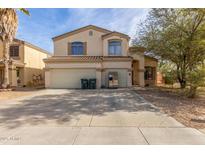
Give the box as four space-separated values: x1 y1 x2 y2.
89 79 96 89
81 79 89 89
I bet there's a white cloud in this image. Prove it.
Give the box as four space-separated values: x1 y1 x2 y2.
57 8 149 38
17 8 149 52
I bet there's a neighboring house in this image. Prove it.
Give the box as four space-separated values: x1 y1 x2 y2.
44 25 157 89
0 39 51 87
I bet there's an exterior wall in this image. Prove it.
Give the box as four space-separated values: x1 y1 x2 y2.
102 61 131 69
103 36 129 56
129 52 145 87
145 57 158 67
23 44 49 85
54 29 106 56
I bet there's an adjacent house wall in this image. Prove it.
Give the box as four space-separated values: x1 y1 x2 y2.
54 29 107 56
0 40 24 86
23 44 49 85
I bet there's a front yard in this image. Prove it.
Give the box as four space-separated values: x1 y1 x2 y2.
135 86 205 130
0 87 43 100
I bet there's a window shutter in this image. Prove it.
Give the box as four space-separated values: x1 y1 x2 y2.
83 42 87 55
67 42 72 55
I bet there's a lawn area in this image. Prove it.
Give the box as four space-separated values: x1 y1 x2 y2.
135 86 205 129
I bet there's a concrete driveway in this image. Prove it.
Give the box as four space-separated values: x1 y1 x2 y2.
0 88 205 144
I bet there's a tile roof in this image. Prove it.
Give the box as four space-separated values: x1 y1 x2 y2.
44 56 132 63
44 56 103 63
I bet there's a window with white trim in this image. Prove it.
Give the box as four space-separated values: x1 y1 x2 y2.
71 42 84 55
108 40 122 55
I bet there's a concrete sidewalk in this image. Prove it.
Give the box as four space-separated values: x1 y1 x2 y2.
0 89 205 145
1 126 205 145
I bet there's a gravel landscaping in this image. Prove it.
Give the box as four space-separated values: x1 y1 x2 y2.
135 87 205 129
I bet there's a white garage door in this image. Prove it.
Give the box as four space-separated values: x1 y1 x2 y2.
50 69 96 88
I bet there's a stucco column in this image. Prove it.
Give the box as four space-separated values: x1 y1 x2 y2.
96 68 102 89
138 56 145 87
10 65 17 87
45 68 50 88
127 69 132 87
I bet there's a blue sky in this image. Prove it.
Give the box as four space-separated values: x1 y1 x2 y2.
16 8 148 53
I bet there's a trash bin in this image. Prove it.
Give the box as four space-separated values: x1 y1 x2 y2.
89 79 96 89
81 79 89 89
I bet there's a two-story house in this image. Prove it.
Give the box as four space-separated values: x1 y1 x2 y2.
44 25 158 89
0 39 51 87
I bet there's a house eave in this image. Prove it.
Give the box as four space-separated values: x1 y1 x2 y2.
52 25 112 41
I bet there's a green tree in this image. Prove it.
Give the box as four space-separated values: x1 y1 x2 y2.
0 8 29 88
158 61 177 86
135 9 205 89
187 66 205 98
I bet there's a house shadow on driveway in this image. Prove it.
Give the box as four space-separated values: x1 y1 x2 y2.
0 89 159 129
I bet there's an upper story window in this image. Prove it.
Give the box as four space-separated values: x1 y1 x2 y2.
108 40 122 55
71 42 84 55
10 45 19 57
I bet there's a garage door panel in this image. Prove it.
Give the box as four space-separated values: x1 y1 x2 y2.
50 69 96 88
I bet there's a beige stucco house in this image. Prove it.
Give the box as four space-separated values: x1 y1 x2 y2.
0 39 51 87
44 25 157 89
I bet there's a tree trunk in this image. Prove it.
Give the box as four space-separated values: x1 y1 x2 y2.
188 86 197 98
177 69 186 89
179 80 186 89
2 41 10 88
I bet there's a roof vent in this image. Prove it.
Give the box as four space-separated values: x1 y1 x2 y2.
89 30 93 36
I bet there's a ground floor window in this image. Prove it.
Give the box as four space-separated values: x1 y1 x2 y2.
145 66 155 80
